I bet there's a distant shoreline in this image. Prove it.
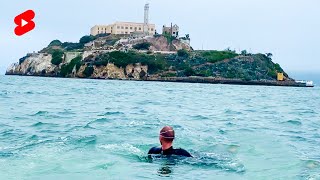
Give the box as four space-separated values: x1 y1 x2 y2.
4 74 313 87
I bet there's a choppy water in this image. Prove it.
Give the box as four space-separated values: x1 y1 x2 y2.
0 75 319 180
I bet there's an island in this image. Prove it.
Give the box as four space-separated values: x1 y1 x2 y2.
6 32 313 87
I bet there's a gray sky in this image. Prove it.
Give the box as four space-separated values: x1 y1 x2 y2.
0 0 319 75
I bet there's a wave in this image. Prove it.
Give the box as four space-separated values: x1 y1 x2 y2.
147 152 245 173
31 122 58 127
100 111 124 116
286 120 302 126
0 151 15 158
31 111 49 116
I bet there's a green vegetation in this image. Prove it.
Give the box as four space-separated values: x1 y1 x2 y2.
199 50 238 63
133 42 151 50
177 49 189 58
49 40 62 47
79 35 96 44
94 51 167 73
184 67 196 76
61 42 84 51
50 50 64 65
60 56 82 77
19 54 31 65
83 66 94 77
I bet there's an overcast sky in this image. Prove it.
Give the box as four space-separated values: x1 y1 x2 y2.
0 0 319 76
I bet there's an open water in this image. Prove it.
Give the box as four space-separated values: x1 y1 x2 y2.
0 75 319 179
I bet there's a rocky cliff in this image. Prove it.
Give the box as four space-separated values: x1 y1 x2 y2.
6 53 148 80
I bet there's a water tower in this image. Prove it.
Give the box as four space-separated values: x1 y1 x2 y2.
143 3 150 35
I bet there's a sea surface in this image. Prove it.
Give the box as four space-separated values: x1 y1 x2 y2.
0 75 319 180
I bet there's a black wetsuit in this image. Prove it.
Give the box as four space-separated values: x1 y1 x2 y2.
148 146 192 157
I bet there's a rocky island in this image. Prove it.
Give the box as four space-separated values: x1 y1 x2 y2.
5 33 309 87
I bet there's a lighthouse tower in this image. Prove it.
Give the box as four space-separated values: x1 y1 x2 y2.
143 3 150 35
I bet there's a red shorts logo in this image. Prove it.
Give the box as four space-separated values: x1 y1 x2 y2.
14 10 36 36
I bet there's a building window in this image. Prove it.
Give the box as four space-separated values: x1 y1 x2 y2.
130 27 133 30
98 28 99 30
151 28 154 31
105 28 107 31
139 27 141 30
125 27 128 29
135 27 137 31
117 26 120 29
125 32 128 34
98 31 100 34
121 26 124 29
173 32 176 34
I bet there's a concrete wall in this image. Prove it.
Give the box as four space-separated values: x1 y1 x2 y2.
64 52 82 64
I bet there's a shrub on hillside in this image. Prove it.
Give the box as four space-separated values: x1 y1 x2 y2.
93 51 167 74
51 50 64 65
83 66 94 77
200 50 238 63
62 42 84 51
79 35 96 44
133 42 152 50
177 49 189 58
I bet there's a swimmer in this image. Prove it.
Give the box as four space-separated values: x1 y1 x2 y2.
148 126 192 157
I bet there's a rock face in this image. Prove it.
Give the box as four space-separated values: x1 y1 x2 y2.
6 52 149 80
147 36 192 52
6 53 58 76
92 63 126 79
125 63 148 79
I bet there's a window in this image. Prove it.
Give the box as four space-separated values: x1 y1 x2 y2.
98 28 99 30
98 31 100 34
130 27 133 30
139 27 141 30
125 32 128 34
117 26 120 29
151 28 154 31
173 32 176 34
121 26 124 29
125 27 128 29
105 28 107 31
135 27 137 31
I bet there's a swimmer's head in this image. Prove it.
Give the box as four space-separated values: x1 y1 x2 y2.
159 126 175 143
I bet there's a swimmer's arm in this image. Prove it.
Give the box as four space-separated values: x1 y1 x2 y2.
179 149 193 157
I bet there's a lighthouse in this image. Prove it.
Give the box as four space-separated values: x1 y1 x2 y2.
143 3 150 35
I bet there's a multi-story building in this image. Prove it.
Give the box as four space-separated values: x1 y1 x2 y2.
90 3 155 36
90 22 156 36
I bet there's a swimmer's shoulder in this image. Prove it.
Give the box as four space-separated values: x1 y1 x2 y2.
174 148 193 157
148 147 162 154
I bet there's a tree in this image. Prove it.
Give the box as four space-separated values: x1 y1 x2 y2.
51 50 64 65
186 34 190 40
79 35 96 44
266 53 273 58
241 50 248 56
49 40 62 47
